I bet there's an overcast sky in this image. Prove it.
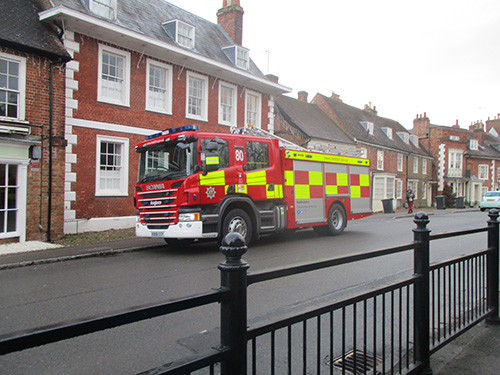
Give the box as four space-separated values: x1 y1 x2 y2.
167 0 499 131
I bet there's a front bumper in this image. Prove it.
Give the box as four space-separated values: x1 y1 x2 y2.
135 218 218 239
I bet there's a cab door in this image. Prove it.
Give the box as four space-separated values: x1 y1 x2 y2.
244 138 282 201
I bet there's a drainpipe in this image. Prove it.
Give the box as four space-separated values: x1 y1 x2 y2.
48 58 63 242
406 153 410 192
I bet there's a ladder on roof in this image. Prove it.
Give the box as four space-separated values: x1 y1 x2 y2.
230 124 363 157
230 124 308 151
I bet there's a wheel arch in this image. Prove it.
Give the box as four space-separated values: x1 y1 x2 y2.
216 195 260 240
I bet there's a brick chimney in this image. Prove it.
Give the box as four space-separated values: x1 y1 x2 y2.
330 91 341 102
265 74 279 83
298 91 308 102
217 0 244 45
470 121 485 144
363 102 377 115
412 113 430 138
469 121 484 132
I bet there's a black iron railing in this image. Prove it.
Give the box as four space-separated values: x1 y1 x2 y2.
0 210 498 375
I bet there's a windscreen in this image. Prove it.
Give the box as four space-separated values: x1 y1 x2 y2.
137 140 196 183
484 191 500 197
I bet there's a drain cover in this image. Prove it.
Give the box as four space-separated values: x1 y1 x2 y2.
332 350 382 375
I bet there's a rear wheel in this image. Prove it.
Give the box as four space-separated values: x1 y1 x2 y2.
327 203 347 236
222 208 253 245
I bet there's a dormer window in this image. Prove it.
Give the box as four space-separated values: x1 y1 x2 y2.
360 121 374 135
397 132 410 144
469 139 479 150
410 135 419 148
381 127 393 140
222 46 250 70
89 0 117 20
162 20 195 49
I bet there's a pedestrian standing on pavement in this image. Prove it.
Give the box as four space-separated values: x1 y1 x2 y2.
406 188 415 214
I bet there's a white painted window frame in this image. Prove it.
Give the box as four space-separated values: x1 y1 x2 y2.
0 156 28 241
145 59 173 115
176 21 195 49
397 153 403 172
396 178 403 199
186 71 208 122
478 164 489 180
245 89 262 128
377 150 384 170
89 0 117 19
218 81 237 127
95 135 129 197
97 44 131 107
0 52 26 121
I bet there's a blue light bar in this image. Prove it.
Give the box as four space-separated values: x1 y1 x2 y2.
145 125 199 140
162 124 199 135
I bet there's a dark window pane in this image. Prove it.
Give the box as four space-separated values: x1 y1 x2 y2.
0 188 5 209
7 187 16 208
8 164 17 185
7 210 16 232
7 103 17 118
0 164 5 185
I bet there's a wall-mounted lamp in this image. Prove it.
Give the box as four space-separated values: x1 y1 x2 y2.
30 145 42 160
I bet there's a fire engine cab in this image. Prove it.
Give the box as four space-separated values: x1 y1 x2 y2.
134 125 372 246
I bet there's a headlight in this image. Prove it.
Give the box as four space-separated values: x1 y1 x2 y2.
178 213 201 222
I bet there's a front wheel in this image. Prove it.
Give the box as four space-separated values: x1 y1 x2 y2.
327 203 347 236
222 208 253 245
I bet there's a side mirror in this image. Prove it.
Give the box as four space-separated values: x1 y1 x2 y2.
200 151 219 176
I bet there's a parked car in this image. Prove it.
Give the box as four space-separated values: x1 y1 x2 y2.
479 191 500 211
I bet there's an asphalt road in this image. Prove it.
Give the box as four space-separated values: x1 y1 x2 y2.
0 210 491 374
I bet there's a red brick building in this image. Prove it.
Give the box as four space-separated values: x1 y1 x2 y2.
0 0 70 244
413 114 500 205
39 0 289 233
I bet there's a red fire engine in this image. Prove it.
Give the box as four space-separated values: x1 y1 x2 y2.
134 125 372 246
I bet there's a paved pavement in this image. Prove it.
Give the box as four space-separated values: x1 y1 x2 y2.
0 235 166 270
1 208 499 374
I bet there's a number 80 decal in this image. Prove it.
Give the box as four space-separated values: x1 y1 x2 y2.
235 149 244 161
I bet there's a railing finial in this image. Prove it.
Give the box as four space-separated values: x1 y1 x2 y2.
413 211 430 230
219 232 248 267
488 208 499 221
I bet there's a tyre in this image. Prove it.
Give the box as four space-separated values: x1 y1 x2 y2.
222 208 253 245
326 203 347 236
164 238 194 247
480 207 486 211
